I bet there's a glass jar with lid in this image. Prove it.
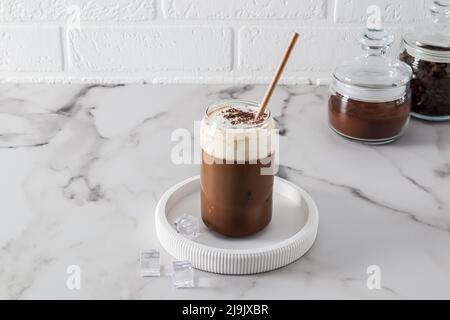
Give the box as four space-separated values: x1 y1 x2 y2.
399 0 450 121
329 28 412 144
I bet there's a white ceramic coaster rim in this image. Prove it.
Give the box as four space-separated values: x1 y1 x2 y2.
155 175 319 275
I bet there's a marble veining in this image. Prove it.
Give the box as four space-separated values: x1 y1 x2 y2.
0 84 449 299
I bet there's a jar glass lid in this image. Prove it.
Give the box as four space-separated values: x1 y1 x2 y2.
402 0 450 62
332 28 412 102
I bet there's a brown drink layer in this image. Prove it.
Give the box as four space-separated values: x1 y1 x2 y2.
200 150 274 237
328 93 410 140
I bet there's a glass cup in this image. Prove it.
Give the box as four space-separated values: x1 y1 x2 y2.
200 100 277 237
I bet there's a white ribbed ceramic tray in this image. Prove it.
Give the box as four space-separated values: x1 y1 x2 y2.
155 175 319 275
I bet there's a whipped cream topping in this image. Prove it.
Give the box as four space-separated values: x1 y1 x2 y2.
200 102 277 162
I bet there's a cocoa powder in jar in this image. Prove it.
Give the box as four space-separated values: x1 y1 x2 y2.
328 92 411 141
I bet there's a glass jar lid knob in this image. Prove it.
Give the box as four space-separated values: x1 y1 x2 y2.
431 0 450 20
360 28 394 56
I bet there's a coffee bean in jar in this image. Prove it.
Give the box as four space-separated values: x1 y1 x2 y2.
399 0 450 121
329 28 412 144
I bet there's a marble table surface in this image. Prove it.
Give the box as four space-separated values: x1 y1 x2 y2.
0 84 449 300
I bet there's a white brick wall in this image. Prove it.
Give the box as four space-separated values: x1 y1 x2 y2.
68 27 231 72
334 0 429 23
0 0 155 22
0 27 62 72
239 27 360 73
161 0 327 19
0 0 431 84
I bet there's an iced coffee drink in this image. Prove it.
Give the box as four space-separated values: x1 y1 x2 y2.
200 101 277 237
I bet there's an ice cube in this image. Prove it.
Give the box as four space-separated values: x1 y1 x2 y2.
140 249 160 277
173 214 199 239
172 260 194 288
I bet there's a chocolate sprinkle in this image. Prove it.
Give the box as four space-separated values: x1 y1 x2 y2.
221 107 267 126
